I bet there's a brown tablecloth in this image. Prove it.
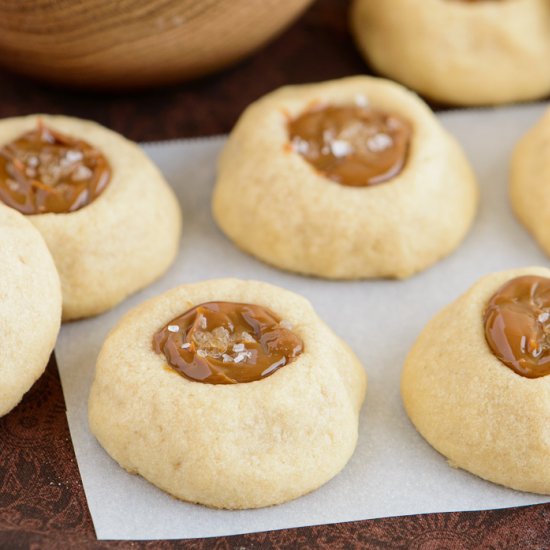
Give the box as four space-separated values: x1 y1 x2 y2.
1 1 549 547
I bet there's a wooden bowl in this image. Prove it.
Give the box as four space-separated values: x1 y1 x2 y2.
0 0 314 89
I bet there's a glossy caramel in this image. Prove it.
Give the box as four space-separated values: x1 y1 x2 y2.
153 301 304 384
0 122 111 214
288 104 411 187
484 276 550 378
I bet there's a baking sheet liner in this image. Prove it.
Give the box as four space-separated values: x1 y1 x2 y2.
56 102 550 540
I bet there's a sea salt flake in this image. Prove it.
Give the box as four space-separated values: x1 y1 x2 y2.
538 312 549 324
367 133 393 152
222 354 233 363
323 130 334 144
192 331 210 346
234 353 246 364
330 140 352 158
167 325 179 332
240 331 255 343
181 342 191 349
292 138 309 155
233 343 245 353
72 165 93 181
65 150 84 163
386 116 402 130
212 326 229 339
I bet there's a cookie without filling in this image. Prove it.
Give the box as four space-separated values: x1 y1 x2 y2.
351 0 550 106
89 279 367 509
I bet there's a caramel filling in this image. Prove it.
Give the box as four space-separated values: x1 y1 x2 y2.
484 275 550 378
153 302 304 384
288 104 411 187
0 122 111 214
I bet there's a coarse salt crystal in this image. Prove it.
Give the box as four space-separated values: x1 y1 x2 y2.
330 140 352 158
72 165 93 181
538 312 549 324
65 150 84 163
323 130 334 143
386 117 402 130
167 325 179 332
233 343 245 352
367 133 393 152
222 354 233 363
241 331 255 343
196 349 207 358
181 342 191 349
234 353 246 364
292 138 309 155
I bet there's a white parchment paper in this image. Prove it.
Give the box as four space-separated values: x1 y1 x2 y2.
56 102 550 540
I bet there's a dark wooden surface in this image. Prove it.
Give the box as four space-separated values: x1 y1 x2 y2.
1 0 549 548
0 1 364 142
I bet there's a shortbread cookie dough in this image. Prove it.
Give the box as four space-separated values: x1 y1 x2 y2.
351 0 550 106
402 267 550 494
212 76 477 279
0 115 182 321
0 204 61 417
89 279 367 509
510 107 550 258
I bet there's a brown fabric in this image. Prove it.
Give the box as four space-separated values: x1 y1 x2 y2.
0 357 95 542
0 0 549 547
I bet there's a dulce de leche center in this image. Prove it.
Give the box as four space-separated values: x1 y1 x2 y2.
288 104 412 187
0 122 111 215
484 275 550 379
153 301 304 384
